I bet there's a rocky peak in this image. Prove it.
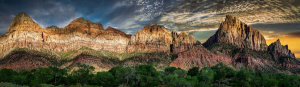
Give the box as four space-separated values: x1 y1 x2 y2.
203 15 268 51
64 17 104 34
172 31 198 46
105 26 131 38
140 24 170 33
8 12 42 32
268 39 296 60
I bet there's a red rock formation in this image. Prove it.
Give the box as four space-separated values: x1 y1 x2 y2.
170 45 232 70
204 15 267 51
0 50 55 71
171 31 199 53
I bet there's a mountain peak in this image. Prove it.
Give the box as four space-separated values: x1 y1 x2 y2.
275 39 281 44
8 12 41 32
268 39 296 60
72 17 86 22
225 15 237 22
204 15 268 51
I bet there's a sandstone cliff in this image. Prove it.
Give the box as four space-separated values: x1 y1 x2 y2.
0 12 131 58
203 15 268 51
127 24 197 53
0 13 197 58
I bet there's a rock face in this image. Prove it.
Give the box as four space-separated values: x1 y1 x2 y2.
0 13 197 58
0 12 131 58
268 39 296 61
204 15 268 51
127 24 197 53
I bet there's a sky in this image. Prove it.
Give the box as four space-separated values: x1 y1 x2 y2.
0 0 300 57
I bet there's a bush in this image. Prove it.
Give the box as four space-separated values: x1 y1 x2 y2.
0 63 299 87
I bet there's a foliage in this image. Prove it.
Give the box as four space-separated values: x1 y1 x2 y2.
0 64 299 87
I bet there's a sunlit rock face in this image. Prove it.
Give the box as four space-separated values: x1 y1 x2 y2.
127 24 198 53
0 13 198 58
0 12 131 58
127 24 173 52
204 15 268 51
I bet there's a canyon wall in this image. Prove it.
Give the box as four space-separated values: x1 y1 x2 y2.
0 12 197 58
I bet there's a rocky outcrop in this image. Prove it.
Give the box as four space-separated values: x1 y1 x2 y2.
268 39 296 63
171 31 199 53
127 24 197 53
204 15 267 51
170 45 232 70
8 12 43 32
127 24 173 52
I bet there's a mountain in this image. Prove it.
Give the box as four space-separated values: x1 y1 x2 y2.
0 12 299 73
203 15 268 51
171 15 300 73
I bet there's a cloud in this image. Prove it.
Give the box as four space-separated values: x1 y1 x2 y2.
286 32 300 37
159 0 300 32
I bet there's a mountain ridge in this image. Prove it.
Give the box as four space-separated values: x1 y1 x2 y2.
0 12 299 73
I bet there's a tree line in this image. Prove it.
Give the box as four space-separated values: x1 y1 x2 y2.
0 63 299 87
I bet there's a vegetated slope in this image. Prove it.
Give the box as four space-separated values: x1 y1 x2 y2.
0 48 178 72
0 49 58 71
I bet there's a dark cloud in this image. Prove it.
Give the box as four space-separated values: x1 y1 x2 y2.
0 0 79 33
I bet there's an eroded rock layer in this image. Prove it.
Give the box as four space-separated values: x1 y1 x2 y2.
0 13 197 58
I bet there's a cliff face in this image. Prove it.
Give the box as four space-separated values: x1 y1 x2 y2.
0 13 197 58
0 13 131 58
204 15 268 51
127 24 173 52
127 24 198 53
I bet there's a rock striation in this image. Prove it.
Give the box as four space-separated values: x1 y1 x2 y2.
0 12 197 58
127 24 198 53
204 15 268 51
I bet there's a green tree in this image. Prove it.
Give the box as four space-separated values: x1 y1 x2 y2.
92 72 115 86
197 67 215 87
30 68 55 85
68 64 95 85
187 67 199 76
0 68 17 82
